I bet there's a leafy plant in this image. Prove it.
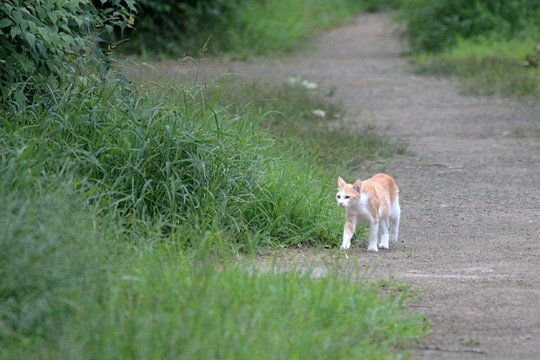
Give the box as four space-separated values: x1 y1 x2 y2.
0 0 135 105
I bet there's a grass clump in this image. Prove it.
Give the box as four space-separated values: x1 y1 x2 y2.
56 256 427 359
412 37 540 98
211 80 407 173
2 78 344 250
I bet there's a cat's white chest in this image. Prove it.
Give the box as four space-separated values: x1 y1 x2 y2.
351 192 372 221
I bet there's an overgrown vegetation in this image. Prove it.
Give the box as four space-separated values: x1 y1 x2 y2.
412 37 540 98
122 0 374 57
0 0 135 103
398 0 540 98
0 78 426 357
1 0 426 358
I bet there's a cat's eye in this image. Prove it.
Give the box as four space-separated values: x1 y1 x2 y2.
345 196 350 199
336 195 341 199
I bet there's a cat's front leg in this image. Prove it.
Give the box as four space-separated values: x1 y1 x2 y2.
340 215 356 250
367 220 379 252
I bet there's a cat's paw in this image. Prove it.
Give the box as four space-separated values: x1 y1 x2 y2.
378 244 389 250
340 244 351 250
367 246 378 252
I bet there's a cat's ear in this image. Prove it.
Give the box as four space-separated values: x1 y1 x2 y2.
338 177 346 189
353 179 362 193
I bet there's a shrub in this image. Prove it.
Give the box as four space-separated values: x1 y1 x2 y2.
399 0 540 52
0 0 135 105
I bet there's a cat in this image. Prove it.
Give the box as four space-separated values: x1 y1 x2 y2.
336 173 400 251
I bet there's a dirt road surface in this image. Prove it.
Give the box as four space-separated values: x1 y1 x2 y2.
134 13 540 359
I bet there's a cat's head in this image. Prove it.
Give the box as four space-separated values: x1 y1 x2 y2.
336 177 362 209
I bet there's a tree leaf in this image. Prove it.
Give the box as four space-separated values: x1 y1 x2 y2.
0 18 13 29
25 32 36 47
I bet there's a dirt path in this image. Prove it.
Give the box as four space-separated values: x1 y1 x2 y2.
136 13 540 359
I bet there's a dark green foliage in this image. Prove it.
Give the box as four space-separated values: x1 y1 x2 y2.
123 0 231 55
120 0 365 57
0 0 135 104
399 0 540 52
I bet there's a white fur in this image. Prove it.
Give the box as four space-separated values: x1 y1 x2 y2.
389 195 401 243
337 191 401 251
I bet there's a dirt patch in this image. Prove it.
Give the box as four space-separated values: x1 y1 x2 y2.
133 13 540 359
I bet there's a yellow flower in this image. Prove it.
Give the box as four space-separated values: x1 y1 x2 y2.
128 16 135 26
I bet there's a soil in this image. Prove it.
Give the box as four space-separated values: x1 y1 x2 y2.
132 13 540 359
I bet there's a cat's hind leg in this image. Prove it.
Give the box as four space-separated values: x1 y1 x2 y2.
378 217 390 250
389 196 400 243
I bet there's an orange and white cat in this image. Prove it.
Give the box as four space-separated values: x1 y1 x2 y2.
336 174 400 251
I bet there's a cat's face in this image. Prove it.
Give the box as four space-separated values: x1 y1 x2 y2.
336 177 362 209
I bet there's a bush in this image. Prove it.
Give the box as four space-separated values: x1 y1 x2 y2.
399 0 540 52
0 0 134 105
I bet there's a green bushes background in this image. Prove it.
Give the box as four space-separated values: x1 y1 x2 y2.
399 0 540 52
397 0 540 98
0 0 135 104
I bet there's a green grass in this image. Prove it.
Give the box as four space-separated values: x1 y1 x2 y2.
0 71 425 359
398 0 540 53
412 37 540 98
2 78 350 250
0 165 427 359
210 79 407 173
59 259 426 360
0 165 112 356
217 0 364 58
